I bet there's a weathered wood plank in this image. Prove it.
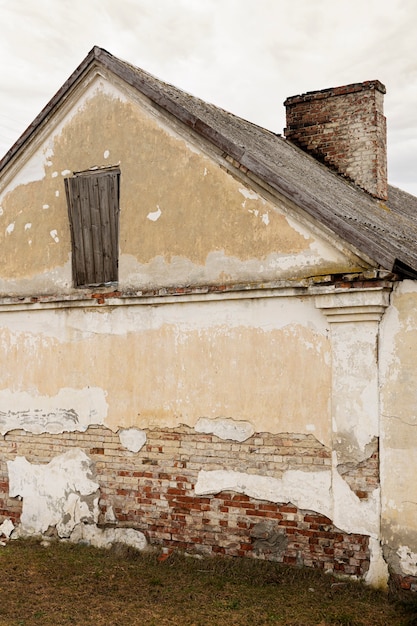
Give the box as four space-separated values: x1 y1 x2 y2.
65 168 120 287
90 175 104 282
65 177 87 286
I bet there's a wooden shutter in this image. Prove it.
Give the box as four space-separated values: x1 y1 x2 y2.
65 168 120 287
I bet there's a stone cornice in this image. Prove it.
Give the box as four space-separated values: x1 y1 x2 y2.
315 287 391 323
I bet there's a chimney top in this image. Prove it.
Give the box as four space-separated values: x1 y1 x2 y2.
284 80 388 200
284 80 386 107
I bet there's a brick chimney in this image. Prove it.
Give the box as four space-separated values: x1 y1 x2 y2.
284 81 388 200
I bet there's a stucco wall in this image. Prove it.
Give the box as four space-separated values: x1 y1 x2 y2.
0 72 368 297
0 294 331 439
380 280 417 581
0 286 391 587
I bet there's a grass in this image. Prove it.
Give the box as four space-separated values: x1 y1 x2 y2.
0 538 413 625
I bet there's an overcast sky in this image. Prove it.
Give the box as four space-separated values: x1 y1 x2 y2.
1 0 416 195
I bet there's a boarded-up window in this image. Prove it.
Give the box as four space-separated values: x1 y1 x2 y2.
64 167 120 287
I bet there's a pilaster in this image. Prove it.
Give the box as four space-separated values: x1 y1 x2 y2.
315 287 391 586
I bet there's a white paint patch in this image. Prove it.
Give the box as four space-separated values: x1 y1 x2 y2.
305 424 316 432
365 537 389 588
43 204 49 210
50 229 60 243
44 146 54 161
0 206 3 216
195 468 332 520
0 387 108 435
71 524 147 551
332 468 379 537
104 150 110 159
119 428 147 452
0 519 15 538
52 171 58 178
248 208 259 217
4 151 47 192
8 449 99 537
239 188 259 200
397 545 417 576
262 213 270 226
104 506 117 523
24 223 32 231
203 167 208 176
55 190 60 197
6 222 15 235
61 169 71 176
195 417 254 442
195 467 380 538
147 206 162 222
392 279 417 296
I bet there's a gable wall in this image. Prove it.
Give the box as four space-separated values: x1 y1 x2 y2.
0 74 368 297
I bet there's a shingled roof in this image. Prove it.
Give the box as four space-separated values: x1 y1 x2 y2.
1 46 417 277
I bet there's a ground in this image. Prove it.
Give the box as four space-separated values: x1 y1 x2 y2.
0 538 413 625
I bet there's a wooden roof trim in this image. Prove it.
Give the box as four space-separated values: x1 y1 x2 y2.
240 152 397 271
93 48 246 162
0 46 246 174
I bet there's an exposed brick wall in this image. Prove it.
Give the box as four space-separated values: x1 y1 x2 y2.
0 425 371 577
284 81 387 200
338 438 379 500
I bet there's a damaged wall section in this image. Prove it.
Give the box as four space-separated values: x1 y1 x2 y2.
0 423 379 580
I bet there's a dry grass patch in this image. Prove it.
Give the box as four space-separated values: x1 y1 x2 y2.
0 538 413 625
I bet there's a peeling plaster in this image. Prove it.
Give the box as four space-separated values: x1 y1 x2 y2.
119 241 359 291
3 151 47 191
50 229 60 243
195 468 333 520
0 387 107 435
365 537 389 588
8 449 99 537
0 519 14 538
379 280 417 568
194 417 255 442
195 467 379 538
195 466 385 582
239 188 260 201
118 428 147 452
70 524 147 551
0 298 331 441
396 546 417 576
147 206 162 222
0 259 72 296
0 72 366 296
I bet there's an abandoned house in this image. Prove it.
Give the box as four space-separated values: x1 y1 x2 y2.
1 46 417 590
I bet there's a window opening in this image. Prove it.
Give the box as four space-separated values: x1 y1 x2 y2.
64 167 120 287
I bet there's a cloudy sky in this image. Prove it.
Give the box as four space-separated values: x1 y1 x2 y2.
1 0 416 194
